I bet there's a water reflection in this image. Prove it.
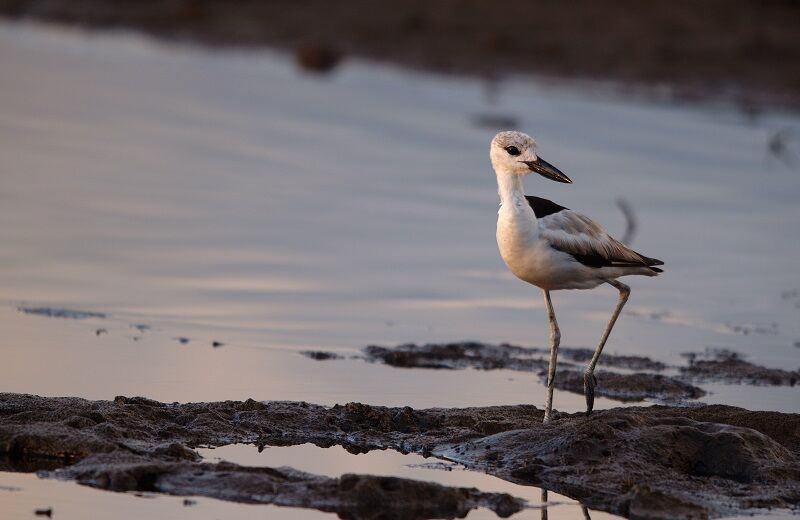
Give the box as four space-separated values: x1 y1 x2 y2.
0 472 336 520
199 443 620 519
0 454 66 474
1 23 799 413
540 490 592 520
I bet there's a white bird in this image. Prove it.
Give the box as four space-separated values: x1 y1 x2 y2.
490 131 663 423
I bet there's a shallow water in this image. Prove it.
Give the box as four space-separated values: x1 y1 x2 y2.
1 22 800 519
0 472 333 520
199 443 622 519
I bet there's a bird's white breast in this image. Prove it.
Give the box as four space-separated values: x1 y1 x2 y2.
496 198 584 290
496 200 544 280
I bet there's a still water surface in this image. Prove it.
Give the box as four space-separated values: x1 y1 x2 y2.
1 22 799 519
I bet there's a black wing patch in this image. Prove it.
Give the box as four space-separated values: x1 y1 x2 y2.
530 196 665 272
566 252 663 272
525 196 567 218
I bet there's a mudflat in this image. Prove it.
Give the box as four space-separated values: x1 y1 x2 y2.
2 393 798 519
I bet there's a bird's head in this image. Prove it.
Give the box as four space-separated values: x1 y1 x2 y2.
489 131 572 183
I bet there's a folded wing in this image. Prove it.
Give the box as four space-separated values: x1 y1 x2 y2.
532 201 663 271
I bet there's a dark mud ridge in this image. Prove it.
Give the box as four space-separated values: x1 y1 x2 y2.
305 342 800 404
2 393 800 519
681 349 800 387
17 306 107 320
1 1 798 111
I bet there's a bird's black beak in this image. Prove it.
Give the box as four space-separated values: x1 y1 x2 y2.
523 157 572 184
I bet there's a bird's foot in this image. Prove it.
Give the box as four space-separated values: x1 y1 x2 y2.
583 371 597 416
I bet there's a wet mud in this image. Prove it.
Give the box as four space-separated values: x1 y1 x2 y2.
558 348 667 372
17 306 106 320
328 342 701 403
359 342 672 373
312 342 799 403
553 370 705 403
363 342 552 371
681 350 800 387
2 393 799 519
63 453 523 519
302 351 345 361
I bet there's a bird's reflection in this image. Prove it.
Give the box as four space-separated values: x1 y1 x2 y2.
540 489 592 519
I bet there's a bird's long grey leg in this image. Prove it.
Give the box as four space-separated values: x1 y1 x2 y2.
541 489 548 520
581 505 592 519
584 279 630 415
542 289 560 423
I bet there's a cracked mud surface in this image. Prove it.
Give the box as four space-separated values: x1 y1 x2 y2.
1 393 799 519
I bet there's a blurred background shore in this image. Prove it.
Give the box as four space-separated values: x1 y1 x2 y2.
1 0 799 112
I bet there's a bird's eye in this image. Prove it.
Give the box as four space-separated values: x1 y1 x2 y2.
505 146 521 156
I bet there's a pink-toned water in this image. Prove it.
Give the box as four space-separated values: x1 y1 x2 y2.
1 22 798 519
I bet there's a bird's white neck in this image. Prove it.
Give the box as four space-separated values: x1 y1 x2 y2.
496 171 527 207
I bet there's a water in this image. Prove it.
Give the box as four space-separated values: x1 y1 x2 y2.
0 472 333 520
199 443 623 519
1 22 799 519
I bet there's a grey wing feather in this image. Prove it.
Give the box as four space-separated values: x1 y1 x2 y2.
539 210 663 269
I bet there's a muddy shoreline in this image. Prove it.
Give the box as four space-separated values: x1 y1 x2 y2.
1 1 799 111
1 393 799 518
306 342 800 404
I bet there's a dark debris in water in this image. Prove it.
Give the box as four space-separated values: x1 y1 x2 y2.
306 342 799 402
362 342 669 373
130 323 151 332
1 393 799 519
554 370 705 403
724 321 779 336
559 347 667 371
330 342 699 403
681 349 800 387
302 350 344 361
17 307 106 320
363 342 552 371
